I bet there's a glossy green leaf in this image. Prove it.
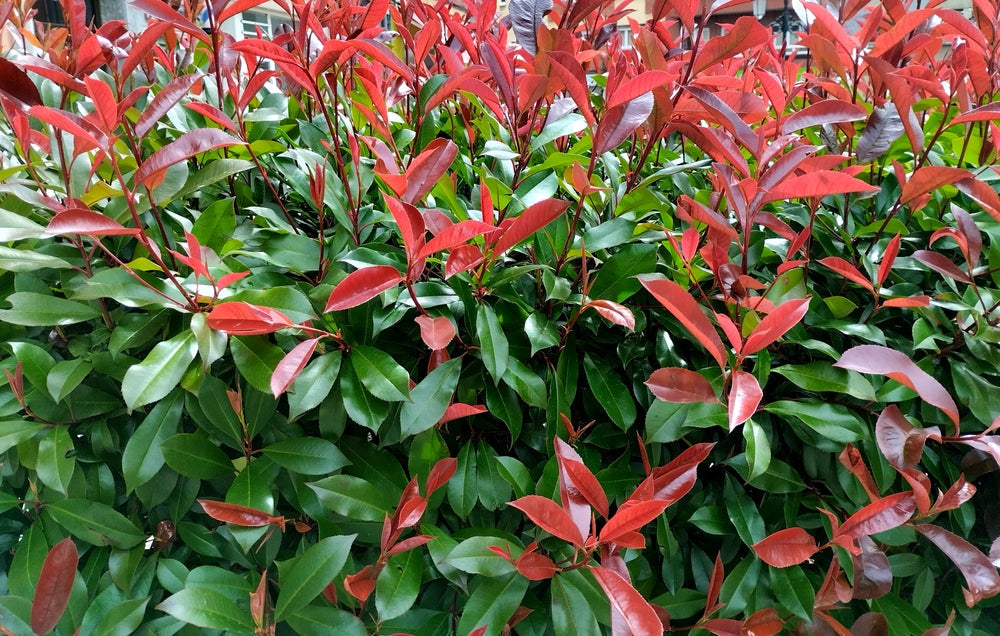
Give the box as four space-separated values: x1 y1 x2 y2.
274 534 355 620
0 419 46 455
262 437 349 475
287 351 342 420
502 358 547 408
583 352 636 430
36 426 75 495
475 442 510 511
456 572 530 636
552 573 601 636
196 374 244 449
447 442 478 519
231 335 285 394
743 419 771 481
89 597 148 636
477 304 509 383
122 390 183 492
46 499 145 549
351 345 411 402
400 358 462 438
121 330 197 411
445 536 519 576
724 475 766 546
45 359 92 403
157 588 256 632
770 565 814 621
766 400 868 444
308 475 392 521
160 432 235 479
525 312 560 355
340 361 390 432
376 547 423 621
773 362 877 401
285 605 368 636
0 292 100 326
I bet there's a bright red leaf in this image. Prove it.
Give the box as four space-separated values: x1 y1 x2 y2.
837 492 915 540
553 437 596 542
324 266 404 312
762 171 880 204
877 233 902 287
780 99 867 135
344 565 375 602
271 338 320 397
490 199 570 256
414 315 456 350
600 499 670 545
647 442 716 506
46 208 140 236
639 276 728 370
134 129 243 189
437 403 488 425
403 138 458 204
590 566 663 636
742 297 810 356
818 257 874 292
31 537 78 636
645 367 718 403
207 302 293 335
426 457 458 495
417 220 498 259
742 608 784 636
508 495 585 547
555 438 609 518
899 166 971 205
728 370 762 430
752 527 820 568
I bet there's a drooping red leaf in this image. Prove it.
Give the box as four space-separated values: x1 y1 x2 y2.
834 345 960 432
875 405 942 471
46 208 140 236
682 85 757 151
414 315 456 350
600 499 670 545
742 297 810 356
645 367 718 403
899 468 932 517
639 277 728 370
728 370 762 431
199 500 282 528
437 403 488 424
135 129 243 189
851 535 892 599
899 166 971 205
781 99 867 135
837 492 915 540
752 527 820 568
325 266 404 312
590 566 663 636
271 338 320 397
762 171 880 204
606 70 676 108
509 495 585 546
490 199 570 256
586 299 636 331
555 438 609 518
403 138 458 204
417 220 498 259
0 58 42 107
545 52 595 127
955 177 1000 222
915 524 1000 606
31 537 78 636
426 457 458 495
185 101 239 133
207 302 294 335
742 608 784 636
647 442 715 506
593 92 654 156
849 613 889 636
928 475 975 514
877 233 902 287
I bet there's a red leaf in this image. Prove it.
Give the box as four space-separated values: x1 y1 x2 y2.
199 500 282 528
593 92 654 156
875 405 942 471
606 70 676 109
590 566 663 636
207 302 293 335
417 220 498 259
344 565 375 602
404 138 458 204
742 298 810 356
851 535 892 599
645 367 718 403
250 569 267 628
647 442 715 505
325 266 404 312
271 338 320 397
955 177 1000 222
705 553 724 615
704 618 743 636
426 457 458 495
752 527 820 567
899 166 971 205
781 99 867 135
437 403 488 424
136 73 202 139
762 171 880 204
445 244 484 278
912 249 970 283
950 101 1000 125
881 296 931 307
683 85 757 151
185 101 240 134
508 495 584 546
516 551 558 580
46 208 140 236
414 315 455 350
586 299 636 331
468 627 488 636
555 438 609 518
490 199 570 256
728 370 762 431
31 537 78 636
915 524 1000 606
877 233 902 287
217 0 270 23
930 475 976 514
837 492 915 540
383 194 426 266
387 534 434 557
135 129 243 189
553 438 595 542
0 58 42 107
639 277 728 370
600 499 670 544
742 608 784 636
835 345 960 432
546 52 595 127
30 105 107 151
839 444 880 502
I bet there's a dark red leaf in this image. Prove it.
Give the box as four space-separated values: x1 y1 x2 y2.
647 442 715 506
490 199 570 256
875 405 942 471
850 612 889 636
31 537 78 636
426 457 458 495
752 527 820 568
930 475 976 514
645 367 718 403
509 495 584 546
417 220 498 259
414 315 455 350
404 138 458 204
742 298 810 356
590 566 663 636
728 370 762 431
207 302 293 335
781 99 867 135
851 536 892 599
545 52 595 127
199 500 283 528
952 207 982 266
593 92 654 156
915 524 1000 606
600 499 670 544
899 166 971 205
912 249 970 283
877 234 902 287
586 300 635 331
0 58 42 107
762 171 880 204
135 129 243 189
742 608 784 636
437 403 488 424
325 266 404 312
639 277 728 370
185 101 239 134
955 177 1000 222
30 105 107 151
692 15 771 75
705 553 724 615
271 338 320 397
46 208 140 236
837 492 915 540
835 346 960 432
683 85 757 151
555 438 609 518
704 619 743 636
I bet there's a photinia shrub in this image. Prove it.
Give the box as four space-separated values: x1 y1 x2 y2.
1 0 1000 633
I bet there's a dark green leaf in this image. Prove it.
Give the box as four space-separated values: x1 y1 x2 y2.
156 588 256 632
0 292 99 326
477 304 509 383
274 535 355 620
351 345 411 402
121 331 197 410
161 433 235 479
263 437 349 475
36 426 74 495
400 358 462 438
583 353 636 430
47 499 145 549
456 572 530 636
376 547 424 621
308 475 392 521
122 390 183 493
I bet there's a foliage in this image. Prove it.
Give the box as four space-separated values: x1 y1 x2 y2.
1 0 1000 633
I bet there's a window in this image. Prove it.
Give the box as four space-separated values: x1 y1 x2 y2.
241 10 290 40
